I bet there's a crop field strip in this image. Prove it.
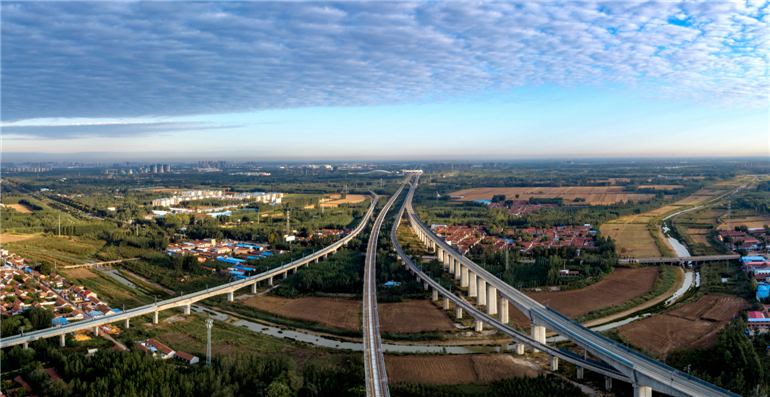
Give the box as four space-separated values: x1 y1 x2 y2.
384 355 539 385
618 294 749 358
447 186 657 205
508 267 659 326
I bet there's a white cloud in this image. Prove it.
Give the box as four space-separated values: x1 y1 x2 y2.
1 1 767 126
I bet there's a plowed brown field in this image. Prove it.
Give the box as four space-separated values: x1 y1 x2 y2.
619 295 749 358
508 267 659 326
241 296 453 333
379 300 455 333
61 268 98 279
385 355 538 385
448 186 655 205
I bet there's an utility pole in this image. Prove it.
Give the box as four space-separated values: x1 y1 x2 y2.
205 319 213 367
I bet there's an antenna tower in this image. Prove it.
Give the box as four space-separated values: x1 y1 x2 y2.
205 319 213 366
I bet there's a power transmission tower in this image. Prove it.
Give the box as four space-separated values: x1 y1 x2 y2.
286 210 291 235
505 248 509 271
205 319 213 366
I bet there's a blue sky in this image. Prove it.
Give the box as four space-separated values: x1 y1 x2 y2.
2 1 768 161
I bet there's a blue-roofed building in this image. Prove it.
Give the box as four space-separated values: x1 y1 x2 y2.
52 317 69 326
758 285 770 300
744 256 767 263
217 256 246 264
90 311 104 318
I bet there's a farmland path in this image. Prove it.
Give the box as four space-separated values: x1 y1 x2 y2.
582 266 685 328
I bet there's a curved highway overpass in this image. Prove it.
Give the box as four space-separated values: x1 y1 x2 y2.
401 175 739 397
0 194 380 350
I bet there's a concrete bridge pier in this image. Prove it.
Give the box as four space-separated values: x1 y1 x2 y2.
432 289 438 301
153 311 159 324
292 267 297 274
251 283 257 294
475 320 483 332
576 366 584 379
605 377 612 390
449 257 455 274
227 292 234 302
515 343 525 355
60 334 66 347
633 384 652 397
454 259 461 280
487 286 497 315
477 278 487 307
416 275 421 283
456 307 463 319
423 282 429 291
499 298 509 324
94 326 100 336
468 272 477 297
125 318 130 329
283 271 288 279
550 356 559 371
23 342 29 349
315 258 319 264
183 305 191 315
531 324 545 353
461 266 469 288
268 276 273 286
443 297 450 310
438 248 443 263
443 254 450 271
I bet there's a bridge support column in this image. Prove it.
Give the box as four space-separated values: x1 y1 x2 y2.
443 297 450 310
456 307 463 319
531 324 545 353
448 256 455 274
432 289 438 301
125 318 130 329
60 333 66 347
487 286 497 315
94 326 99 336
424 282 429 291
461 266 469 288
268 276 273 286
515 343 525 355
153 311 159 324
633 384 652 397
283 271 288 279
550 356 558 371
251 283 257 294
292 267 297 274
454 259 461 280
23 342 29 349
468 272 477 297
438 249 443 263
475 320 483 332
227 292 234 302
604 376 612 390
183 305 191 315
500 297 509 324
477 278 487 307
443 253 450 271
576 366 584 379
315 258 319 264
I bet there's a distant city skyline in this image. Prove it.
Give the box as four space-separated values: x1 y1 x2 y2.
2 2 768 160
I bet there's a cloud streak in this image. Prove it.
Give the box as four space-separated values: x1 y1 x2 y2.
1 121 242 139
1 1 767 123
